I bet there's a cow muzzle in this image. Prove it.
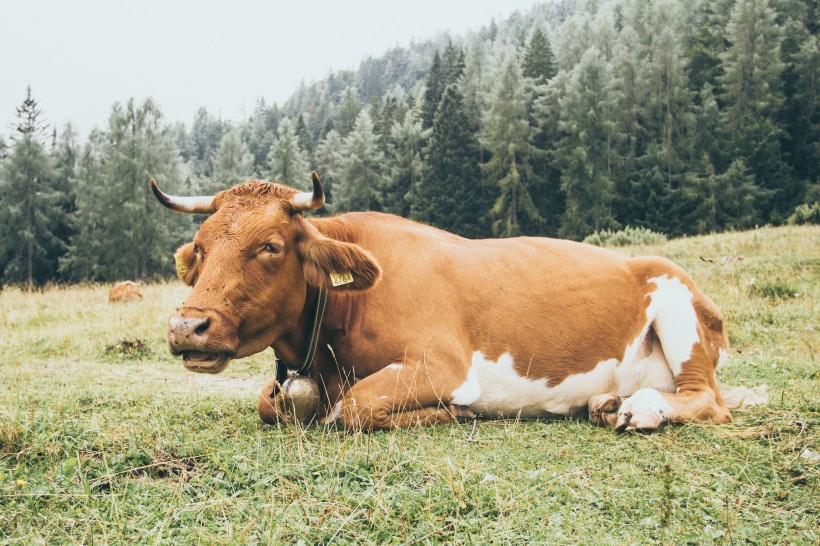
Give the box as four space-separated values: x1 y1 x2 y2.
168 307 238 374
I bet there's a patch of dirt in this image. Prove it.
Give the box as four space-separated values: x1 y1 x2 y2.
105 339 148 356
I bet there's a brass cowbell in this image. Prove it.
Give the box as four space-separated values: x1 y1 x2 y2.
278 372 320 424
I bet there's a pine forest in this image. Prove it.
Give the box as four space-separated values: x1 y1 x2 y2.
1 0 818 287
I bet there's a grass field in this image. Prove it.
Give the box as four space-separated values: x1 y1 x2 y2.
1 226 818 544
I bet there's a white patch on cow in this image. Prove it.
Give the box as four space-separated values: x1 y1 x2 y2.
450 362 481 406
717 348 729 371
321 401 343 425
384 363 403 371
618 388 673 429
451 347 676 419
615 334 677 397
646 275 701 376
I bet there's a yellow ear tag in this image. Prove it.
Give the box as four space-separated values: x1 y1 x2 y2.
175 254 188 276
329 271 354 287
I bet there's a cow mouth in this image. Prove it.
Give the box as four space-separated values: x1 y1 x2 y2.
182 351 232 374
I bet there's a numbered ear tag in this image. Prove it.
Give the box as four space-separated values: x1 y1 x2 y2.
175 254 187 276
329 271 354 287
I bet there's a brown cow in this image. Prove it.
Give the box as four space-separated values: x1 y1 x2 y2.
108 281 143 303
151 173 733 432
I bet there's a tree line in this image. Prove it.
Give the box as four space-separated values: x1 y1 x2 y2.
1 0 817 287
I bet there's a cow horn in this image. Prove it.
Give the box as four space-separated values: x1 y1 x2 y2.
150 179 216 214
291 171 325 211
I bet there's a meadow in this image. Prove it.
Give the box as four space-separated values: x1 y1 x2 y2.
0 226 817 544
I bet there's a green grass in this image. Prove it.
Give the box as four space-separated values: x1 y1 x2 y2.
1 226 818 544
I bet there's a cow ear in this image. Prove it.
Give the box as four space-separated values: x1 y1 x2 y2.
174 243 200 286
298 233 381 291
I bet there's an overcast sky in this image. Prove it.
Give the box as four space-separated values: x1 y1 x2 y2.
1 0 546 139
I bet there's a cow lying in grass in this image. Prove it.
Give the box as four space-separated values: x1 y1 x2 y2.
152 173 733 432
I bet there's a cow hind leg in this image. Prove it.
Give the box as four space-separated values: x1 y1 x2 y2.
593 280 732 432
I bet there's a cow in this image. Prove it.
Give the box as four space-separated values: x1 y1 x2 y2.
108 280 143 303
151 172 733 432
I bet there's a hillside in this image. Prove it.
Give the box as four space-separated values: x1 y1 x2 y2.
1 226 817 543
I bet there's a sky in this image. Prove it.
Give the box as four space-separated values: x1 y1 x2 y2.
1 0 546 139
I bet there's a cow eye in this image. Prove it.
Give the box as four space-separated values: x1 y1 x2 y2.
263 243 282 255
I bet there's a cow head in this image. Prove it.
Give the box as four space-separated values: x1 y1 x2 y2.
151 172 381 373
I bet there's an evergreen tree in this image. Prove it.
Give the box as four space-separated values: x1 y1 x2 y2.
383 110 427 217
412 84 488 238
11 86 49 143
58 132 105 281
421 51 446 130
422 43 467 130
685 0 733 101
295 113 314 158
189 107 229 179
522 26 558 83
0 132 61 287
210 129 254 191
720 0 793 219
244 99 280 173
481 56 541 237
634 22 694 233
267 117 311 189
61 99 190 281
781 25 819 189
335 111 384 212
0 88 69 287
554 48 618 240
336 87 360 137
49 123 79 277
609 24 648 226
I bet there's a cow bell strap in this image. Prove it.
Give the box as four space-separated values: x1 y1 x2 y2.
296 286 329 376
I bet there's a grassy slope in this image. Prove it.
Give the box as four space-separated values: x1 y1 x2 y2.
0 226 817 545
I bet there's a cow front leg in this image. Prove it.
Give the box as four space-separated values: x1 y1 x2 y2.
338 351 474 431
257 371 349 425
257 378 285 424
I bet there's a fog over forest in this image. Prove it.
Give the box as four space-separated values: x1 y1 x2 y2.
1 0 818 287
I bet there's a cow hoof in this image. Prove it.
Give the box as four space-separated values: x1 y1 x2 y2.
614 388 670 432
589 394 621 427
447 404 476 423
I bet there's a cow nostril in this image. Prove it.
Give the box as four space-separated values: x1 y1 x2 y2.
194 318 211 336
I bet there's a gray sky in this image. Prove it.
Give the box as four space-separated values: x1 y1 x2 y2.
1 0 545 139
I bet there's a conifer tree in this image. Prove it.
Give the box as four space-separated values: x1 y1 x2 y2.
50 123 79 276
422 43 466 130
210 129 254 191
295 113 314 158
609 24 648 226
0 88 67 287
481 56 541 237
267 117 311 189
334 111 384 212
0 129 60 287
383 110 427 217
554 48 618 240
720 0 792 219
522 26 557 82
421 51 446 130
412 84 488 238
61 99 190 281
58 133 104 281
244 99 280 173
336 87 360 137
11 86 49 143
781 28 819 189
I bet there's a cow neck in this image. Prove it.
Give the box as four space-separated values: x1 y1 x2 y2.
275 285 328 378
